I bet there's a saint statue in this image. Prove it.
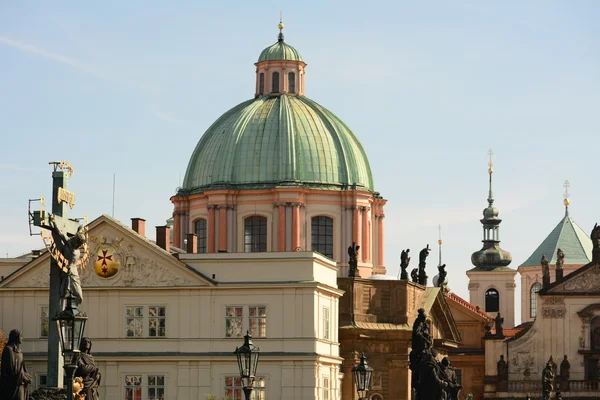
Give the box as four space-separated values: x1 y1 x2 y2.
0 329 32 400
591 223 600 261
347 242 360 278
497 355 508 381
74 338 101 400
495 313 504 337
409 308 433 398
439 357 462 400
541 255 550 287
416 350 458 400
48 215 87 308
437 264 447 289
400 249 411 280
556 248 565 270
559 355 570 391
541 361 554 400
411 268 419 283
548 356 557 376
418 245 431 286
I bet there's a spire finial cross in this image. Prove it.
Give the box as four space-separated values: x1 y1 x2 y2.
488 148 494 168
563 180 570 199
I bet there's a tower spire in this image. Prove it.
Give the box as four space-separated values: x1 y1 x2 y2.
278 11 285 42
487 148 494 206
438 224 443 267
563 180 570 217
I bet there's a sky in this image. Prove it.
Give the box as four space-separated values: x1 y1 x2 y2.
1 1 599 325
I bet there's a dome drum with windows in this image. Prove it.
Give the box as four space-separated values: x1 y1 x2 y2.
171 23 386 277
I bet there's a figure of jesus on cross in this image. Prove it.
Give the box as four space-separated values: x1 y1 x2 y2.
30 161 88 388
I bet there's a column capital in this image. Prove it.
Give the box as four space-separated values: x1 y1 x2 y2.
217 204 228 209
291 202 304 208
207 204 217 209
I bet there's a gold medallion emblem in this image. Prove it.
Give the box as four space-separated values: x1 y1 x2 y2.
94 242 120 278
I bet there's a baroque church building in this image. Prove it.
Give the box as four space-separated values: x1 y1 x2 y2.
0 24 462 400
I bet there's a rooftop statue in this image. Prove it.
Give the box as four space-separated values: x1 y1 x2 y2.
541 254 550 288
418 245 431 286
556 248 565 270
347 242 360 278
591 223 600 261
400 249 411 280
495 313 504 338
437 264 447 289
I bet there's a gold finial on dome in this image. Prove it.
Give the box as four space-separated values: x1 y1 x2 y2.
278 11 285 42
563 180 570 214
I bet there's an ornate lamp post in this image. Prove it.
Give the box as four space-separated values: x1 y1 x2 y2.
234 331 260 400
353 353 373 400
53 295 87 400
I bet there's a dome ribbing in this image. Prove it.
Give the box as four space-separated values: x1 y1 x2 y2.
180 94 374 195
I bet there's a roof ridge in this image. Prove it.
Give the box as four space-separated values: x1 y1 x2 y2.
446 292 493 319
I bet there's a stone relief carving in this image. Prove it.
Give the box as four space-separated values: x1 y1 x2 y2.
543 296 565 305
468 282 480 290
14 269 50 288
542 308 566 318
562 265 600 292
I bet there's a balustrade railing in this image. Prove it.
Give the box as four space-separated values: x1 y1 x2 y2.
506 379 599 393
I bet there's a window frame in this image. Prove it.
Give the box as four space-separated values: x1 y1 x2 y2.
323 375 330 400
259 73 265 95
272 71 280 93
484 288 500 313
125 305 167 338
194 219 208 253
224 375 265 400
323 306 331 341
40 305 49 338
288 71 296 93
311 216 334 259
124 374 165 400
244 216 268 253
225 305 268 338
530 282 542 318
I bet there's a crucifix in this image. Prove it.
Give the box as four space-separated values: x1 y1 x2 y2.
488 148 494 170
29 161 88 388
563 180 570 200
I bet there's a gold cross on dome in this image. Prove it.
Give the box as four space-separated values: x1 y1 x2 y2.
563 180 570 199
488 148 494 168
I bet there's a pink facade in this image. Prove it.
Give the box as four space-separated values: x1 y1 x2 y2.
171 188 386 277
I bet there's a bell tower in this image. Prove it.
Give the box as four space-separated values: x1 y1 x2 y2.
466 150 517 328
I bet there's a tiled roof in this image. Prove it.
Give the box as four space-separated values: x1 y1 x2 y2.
446 292 493 320
520 214 592 266
258 41 303 62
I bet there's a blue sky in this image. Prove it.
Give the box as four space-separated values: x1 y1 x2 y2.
1 1 599 324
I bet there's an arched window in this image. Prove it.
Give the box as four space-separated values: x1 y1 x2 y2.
530 282 542 318
272 72 280 92
244 216 267 252
485 288 500 313
311 216 333 259
194 219 207 253
288 72 296 93
259 73 265 94
592 316 600 351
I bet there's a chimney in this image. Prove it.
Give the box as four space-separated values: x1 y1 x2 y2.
186 233 198 254
131 218 146 237
156 226 170 253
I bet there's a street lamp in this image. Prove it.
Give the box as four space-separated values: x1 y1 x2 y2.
353 352 373 400
53 295 87 400
234 331 260 400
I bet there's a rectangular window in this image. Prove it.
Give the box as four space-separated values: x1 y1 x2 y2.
37 374 47 388
40 306 49 338
249 306 267 338
149 307 166 337
225 306 244 338
147 375 165 400
125 375 143 400
225 376 265 400
323 376 330 400
126 306 144 337
126 306 167 338
323 307 330 340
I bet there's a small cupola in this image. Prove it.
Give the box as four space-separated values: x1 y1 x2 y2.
255 20 307 97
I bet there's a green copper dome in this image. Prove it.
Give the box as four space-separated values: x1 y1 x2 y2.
181 94 374 194
258 41 303 63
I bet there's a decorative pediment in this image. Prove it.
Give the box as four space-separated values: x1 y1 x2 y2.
548 263 600 293
2 215 212 289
